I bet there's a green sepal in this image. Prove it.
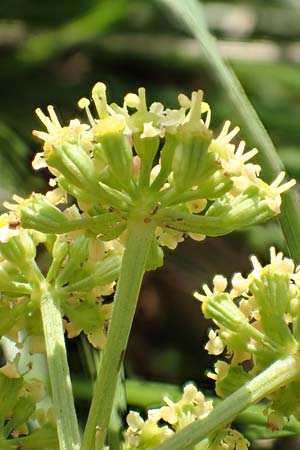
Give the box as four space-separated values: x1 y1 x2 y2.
92 142 107 169
172 131 212 192
20 194 69 233
150 133 178 192
206 186 276 230
203 293 251 335
95 131 134 190
58 176 131 211
159 169 232 208
158 208 225 236
57 176 101 205
46 237 69 283
134 133 160 190
98 181 132 210
134 133 160 164
99 166 127 191
0 232 36 268
20 194 127 238
158 185 278 241
145 236 164 271
250 273 296 348
164 173 232 208
55 235 89 287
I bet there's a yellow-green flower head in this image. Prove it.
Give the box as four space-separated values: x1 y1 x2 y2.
31 83 295 253
123 383 249 450
195 247 300 422
33 106 93 154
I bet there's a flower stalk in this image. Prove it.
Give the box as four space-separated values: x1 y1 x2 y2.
81 216 156 450
153 355 300 450
31 265 81 450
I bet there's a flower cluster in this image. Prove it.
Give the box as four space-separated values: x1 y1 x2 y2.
0 83 296 449
0 200 122 447
123 384 249 450
195 247 300 428
0 206 122 351
28 82 295 251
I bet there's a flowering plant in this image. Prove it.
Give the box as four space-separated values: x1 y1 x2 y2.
0 82 298 450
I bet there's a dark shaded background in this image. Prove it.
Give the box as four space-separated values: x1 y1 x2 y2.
0 1 300 447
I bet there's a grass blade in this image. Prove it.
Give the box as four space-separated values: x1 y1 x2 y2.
157 0 300 263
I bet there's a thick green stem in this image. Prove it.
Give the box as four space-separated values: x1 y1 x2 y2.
27 262 80 450
81 216 155 450
39 282 81 450
153 355 300 450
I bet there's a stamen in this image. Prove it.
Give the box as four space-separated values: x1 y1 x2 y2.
235 141 246 157
124 93 140 109
78 97 95 126
204 107 211 128
240 148 258 163
250 255 262 272
178 93 191 109
47 105 61 128
276 178 296 194
35 108 56 133
92 82 109 119
218 121 231 140
137 87 147 113
270 171 285 188
32 130 51 140
268 172 296 195
186 90 203 125
270 246 276 262
202 284 213 296
223 125 240 144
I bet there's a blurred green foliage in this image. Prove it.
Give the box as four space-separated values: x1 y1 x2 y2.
0 0 299 197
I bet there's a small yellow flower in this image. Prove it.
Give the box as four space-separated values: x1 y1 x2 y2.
33 105 93 154
205 329 225 355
